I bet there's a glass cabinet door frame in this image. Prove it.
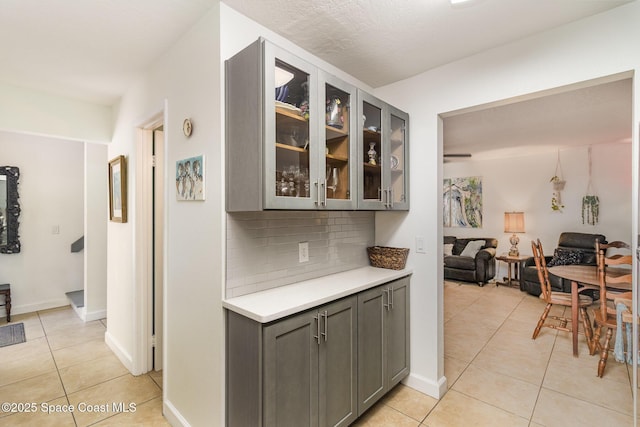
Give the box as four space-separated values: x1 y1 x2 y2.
356 91 409 210
357 90 390 210
263 41 319 210
318 71 358 210
386 104 409 210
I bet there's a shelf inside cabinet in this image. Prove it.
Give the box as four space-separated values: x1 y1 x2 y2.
275 142 309 154
326 153 348 163
363 129 381 138
326 125 348 140
363 162 381 170
276 106 307 123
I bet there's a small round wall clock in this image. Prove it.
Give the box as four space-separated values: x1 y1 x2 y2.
183 118 193 137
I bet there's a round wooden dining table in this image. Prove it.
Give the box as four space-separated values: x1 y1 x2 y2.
548 264 631 357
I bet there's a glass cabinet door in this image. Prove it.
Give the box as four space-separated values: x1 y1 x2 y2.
358 91 387 210
388 106 409 210
319 72 357 209
263 41 318 209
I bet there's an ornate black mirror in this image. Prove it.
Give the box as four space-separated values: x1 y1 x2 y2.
0 166 20 254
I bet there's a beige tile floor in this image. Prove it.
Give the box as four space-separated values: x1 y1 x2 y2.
0 306 167 426
1 283 637 426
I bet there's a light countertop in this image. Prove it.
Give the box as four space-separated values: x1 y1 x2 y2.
223 266 412 323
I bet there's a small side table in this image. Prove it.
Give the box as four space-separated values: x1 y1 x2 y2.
0 283 10 322
495 254 530 288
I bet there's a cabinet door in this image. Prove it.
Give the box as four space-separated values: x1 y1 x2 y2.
357 90 389 210
318 71 357 210
263 311 319 427
387 106 409 210
356 286 386 415
319 297 357 427
386 277 410 387
264 41 319 210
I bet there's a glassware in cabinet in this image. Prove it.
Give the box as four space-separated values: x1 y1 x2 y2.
388 106 409 210
263 41 319 209
319 71 357 209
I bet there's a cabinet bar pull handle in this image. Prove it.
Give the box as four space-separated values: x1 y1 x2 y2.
389 287 394 309
383 289 389 310
314 315 320 344
321 181 327 207
314 181 320 206
321 310 328 342
389 187 394 209
378 187 382 203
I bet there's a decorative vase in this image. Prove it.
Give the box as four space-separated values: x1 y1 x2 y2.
326 97 343 129
368 142 377 165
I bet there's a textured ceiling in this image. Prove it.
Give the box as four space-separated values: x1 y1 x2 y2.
222 0 632 88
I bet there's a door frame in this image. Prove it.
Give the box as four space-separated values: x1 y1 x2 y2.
134 103 168 375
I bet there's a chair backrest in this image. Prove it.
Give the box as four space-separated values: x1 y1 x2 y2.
595 240 633 319
532 239 552 301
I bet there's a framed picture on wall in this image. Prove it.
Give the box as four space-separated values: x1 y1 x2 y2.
109 155 127 223
176 155 205 201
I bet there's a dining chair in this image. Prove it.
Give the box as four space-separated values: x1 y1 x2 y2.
531 239 594 345
592 240 633 377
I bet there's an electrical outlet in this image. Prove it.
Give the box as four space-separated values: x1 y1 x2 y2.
299 241 309 263
416 236 426 254
52 225 60 235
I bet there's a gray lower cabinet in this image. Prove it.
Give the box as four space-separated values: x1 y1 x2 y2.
227 296 357 427
357 277 410 415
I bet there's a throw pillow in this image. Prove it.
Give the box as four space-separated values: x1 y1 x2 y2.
444 243 454 256
546 248 584 267
460 240 485 258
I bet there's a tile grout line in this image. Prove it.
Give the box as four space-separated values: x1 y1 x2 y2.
37 309 80 427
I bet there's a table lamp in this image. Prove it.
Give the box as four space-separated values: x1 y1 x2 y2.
504 212 525 256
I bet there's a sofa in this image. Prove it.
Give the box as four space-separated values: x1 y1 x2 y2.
444 236 498 286
519 232 607 296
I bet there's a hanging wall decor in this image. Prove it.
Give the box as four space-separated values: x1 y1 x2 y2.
176 155 205 201
550 150 565 212
443 176 483 228
582 146 599 225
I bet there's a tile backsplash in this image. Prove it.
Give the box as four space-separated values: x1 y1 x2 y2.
226 211 375 298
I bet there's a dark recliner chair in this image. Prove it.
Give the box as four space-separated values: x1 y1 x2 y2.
444 236 498 286
519 232 606 296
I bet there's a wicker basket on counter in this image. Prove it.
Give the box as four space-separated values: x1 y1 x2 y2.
367 246 409 270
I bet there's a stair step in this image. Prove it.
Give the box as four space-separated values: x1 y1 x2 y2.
71 236 84 253
66 290 84 308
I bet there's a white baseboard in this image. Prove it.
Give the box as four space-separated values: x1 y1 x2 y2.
84 308 106 322
163 399 190 427
105 330 134 373
6 299 70 317
403 372 448 399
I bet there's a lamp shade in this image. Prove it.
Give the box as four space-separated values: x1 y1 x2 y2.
504 212 525 233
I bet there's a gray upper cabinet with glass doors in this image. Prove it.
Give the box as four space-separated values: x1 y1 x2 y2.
226 38 406 212
357 91 409 210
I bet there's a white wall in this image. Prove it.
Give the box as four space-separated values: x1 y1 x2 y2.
0 131 84 316
374 2 639 399
0 82 113 143
84 142 108 321
106 4 224 427
444 143 632 280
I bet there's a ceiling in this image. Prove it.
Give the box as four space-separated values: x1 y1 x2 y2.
443 77 633 161
0 0 634 157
